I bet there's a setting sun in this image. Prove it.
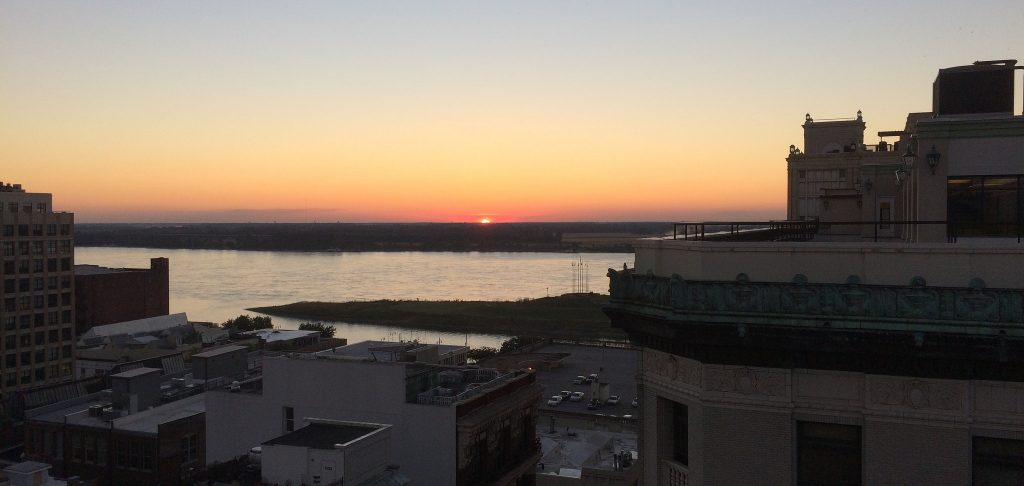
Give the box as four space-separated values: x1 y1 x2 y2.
480 218 492 224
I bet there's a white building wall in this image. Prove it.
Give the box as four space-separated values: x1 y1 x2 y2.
261 444 313 486
206 357 457 484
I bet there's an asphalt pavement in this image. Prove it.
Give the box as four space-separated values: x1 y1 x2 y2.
532 343 639 416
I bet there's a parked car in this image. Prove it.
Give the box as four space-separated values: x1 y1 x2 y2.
569 391 585 402
573 375 586 385
588 373 599 383
547 395 564 406
560 390 572 398
586 399 600 410
631 397 639 407
607 395 620 405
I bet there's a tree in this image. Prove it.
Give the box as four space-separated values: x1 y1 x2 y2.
467 346 498 361
298 321 336 339
221 314 273 332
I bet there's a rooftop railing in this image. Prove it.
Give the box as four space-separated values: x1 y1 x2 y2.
415 371 517 406
672 220 1022 243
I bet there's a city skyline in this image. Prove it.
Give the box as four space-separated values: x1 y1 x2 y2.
2 1 1022 223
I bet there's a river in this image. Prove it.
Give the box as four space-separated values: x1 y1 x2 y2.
75 248 634 348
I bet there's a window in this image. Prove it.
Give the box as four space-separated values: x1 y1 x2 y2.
71 434 82 462
283 406 295 432
797 421 861 486
36 203 46 213
129 441 141 469
1 242 12 257
948 175 1022 237
2 225 12 236
141 442 155 471
796 169 852 219
115 440 127 467
84 434 97 463
672 401 688 465
974 436 1024 485
182 433 198 464
97 437 107 466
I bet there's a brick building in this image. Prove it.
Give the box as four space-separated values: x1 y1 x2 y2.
74 257 169 335
24 369 206 485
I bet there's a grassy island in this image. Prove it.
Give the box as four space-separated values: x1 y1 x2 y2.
248 293 624 340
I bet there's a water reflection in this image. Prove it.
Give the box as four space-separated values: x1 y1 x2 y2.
76 248 634 348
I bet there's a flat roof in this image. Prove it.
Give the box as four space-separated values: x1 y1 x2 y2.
321 340 468 361
4 461 51 474
32 393 206 433
110 367 161 379
263 422 382 449
245 329 320 343
192 345 247 358
114 394 205 434
74 264 145 276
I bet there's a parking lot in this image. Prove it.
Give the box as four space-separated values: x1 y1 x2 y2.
532 343 639 416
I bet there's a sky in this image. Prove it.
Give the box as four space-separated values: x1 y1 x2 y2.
2 1 1022 223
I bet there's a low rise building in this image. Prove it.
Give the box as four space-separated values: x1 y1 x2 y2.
23 369 206 485
260 419 404 486
74 258 169 336
207 340 542 485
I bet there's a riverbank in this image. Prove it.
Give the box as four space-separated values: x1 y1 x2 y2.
249 293 625 341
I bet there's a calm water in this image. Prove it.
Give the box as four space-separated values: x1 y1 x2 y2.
76 248 634 348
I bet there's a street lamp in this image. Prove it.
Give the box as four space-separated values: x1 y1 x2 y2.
925 144 942 174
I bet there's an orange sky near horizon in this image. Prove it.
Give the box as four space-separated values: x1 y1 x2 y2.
2 1 1021 223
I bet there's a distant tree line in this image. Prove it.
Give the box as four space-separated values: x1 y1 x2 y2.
74 222 671 252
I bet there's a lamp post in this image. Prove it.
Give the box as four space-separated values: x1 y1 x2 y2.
925 144 941 174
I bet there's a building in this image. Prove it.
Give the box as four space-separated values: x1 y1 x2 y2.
74 257 169 336
23 370 207 485
260 419 407 486
2 461 68 486
537 426 639 486
1 183 76 400
207 340 542 485
604 61 1024 485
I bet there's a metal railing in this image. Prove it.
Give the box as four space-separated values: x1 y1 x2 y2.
673 221 817 242
662 460 689 486
672 220 1024 243
415 371 517 406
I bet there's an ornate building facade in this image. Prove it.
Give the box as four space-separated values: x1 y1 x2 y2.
606 61 1024 486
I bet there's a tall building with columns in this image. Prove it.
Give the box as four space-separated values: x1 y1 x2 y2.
606 60 1024 485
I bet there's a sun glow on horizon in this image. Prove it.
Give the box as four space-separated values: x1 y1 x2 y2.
480 218 492 224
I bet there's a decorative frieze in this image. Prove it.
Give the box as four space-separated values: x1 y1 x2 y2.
704 366 786 398
868 377 966 413
608 269 1024 327
646 349 701 387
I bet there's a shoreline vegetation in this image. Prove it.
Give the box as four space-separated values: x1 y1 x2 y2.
248 293 625 341
75 222 670 253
